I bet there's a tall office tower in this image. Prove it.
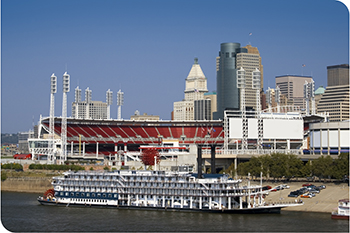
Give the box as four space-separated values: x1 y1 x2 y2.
275 75 313 110
317 85 349 121
184 58 208 101
194 99 211 120
173 58 208 120
236 53 261 110
243 45 264 90
215 43 248 120
204 91 217 120
327 64 349 86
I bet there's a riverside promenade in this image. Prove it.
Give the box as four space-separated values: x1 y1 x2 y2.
259 181 349 213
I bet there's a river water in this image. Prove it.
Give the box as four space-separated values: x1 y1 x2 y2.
1 191 348 232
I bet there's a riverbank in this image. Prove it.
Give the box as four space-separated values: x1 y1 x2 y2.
253 181 349 213
1 177 52 193
1 173 348 213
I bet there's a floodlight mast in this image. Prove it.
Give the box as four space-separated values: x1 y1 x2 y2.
106 89 113 119
49 73 57 163
252 68 262 151
117 89 124 120
61 72 70 163
75 86 82 119
85 87 92 119
237 67 247 151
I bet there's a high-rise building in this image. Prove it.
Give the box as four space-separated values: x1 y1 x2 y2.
243 45 264 90
72 101 108 120
275 75 313 109
173 58 208 120
327 64 349 86
317 85 349 122
214 43 248 119
194 99 211 120
204 91 217 119
236 52 261 110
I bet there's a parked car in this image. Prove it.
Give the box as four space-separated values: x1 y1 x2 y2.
288 193 299 197
302 183 313 187
281 184 290 189
301 193 314 198
319 185 326 189
262 185 272 191
306 185 316 190
309 189 320 194
298 188 308 194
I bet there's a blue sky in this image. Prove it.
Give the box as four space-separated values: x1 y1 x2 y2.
1 0 349 133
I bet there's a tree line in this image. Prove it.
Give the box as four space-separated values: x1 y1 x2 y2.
28 164 85 171
224 152 349 181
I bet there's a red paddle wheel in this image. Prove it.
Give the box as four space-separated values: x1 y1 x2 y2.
43 189 55 199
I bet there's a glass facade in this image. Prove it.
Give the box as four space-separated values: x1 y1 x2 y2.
215 43 247 120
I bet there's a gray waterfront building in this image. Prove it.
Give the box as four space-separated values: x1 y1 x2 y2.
214 43 248 120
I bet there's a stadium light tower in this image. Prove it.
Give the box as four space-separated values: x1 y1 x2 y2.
85 87 92 119
236 67 247 150
106 89 113 119
74 86 81 119
117 89 124 120
252 68 261 112
61 71 70 162
252 68 262 151
49 73 57 163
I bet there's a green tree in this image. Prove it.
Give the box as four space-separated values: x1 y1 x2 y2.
313 155 334 181
269 153 287 179
333 153 349 180
259 154 273 178
300 160 313 178
237 161 249 177
285 154 303 178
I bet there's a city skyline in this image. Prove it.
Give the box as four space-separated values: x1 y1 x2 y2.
2 0 349 133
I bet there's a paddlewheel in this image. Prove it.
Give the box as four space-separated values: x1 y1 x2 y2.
43 189 55 199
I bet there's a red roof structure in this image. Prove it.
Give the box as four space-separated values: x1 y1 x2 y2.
13 154 32 159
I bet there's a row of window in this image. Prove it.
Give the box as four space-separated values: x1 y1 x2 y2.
55 191 118 200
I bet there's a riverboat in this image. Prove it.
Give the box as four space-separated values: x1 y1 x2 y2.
331 199 349 220
38 170 303 213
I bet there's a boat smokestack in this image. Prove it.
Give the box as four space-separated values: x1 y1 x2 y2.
197 145 202 178
210 145 216 174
